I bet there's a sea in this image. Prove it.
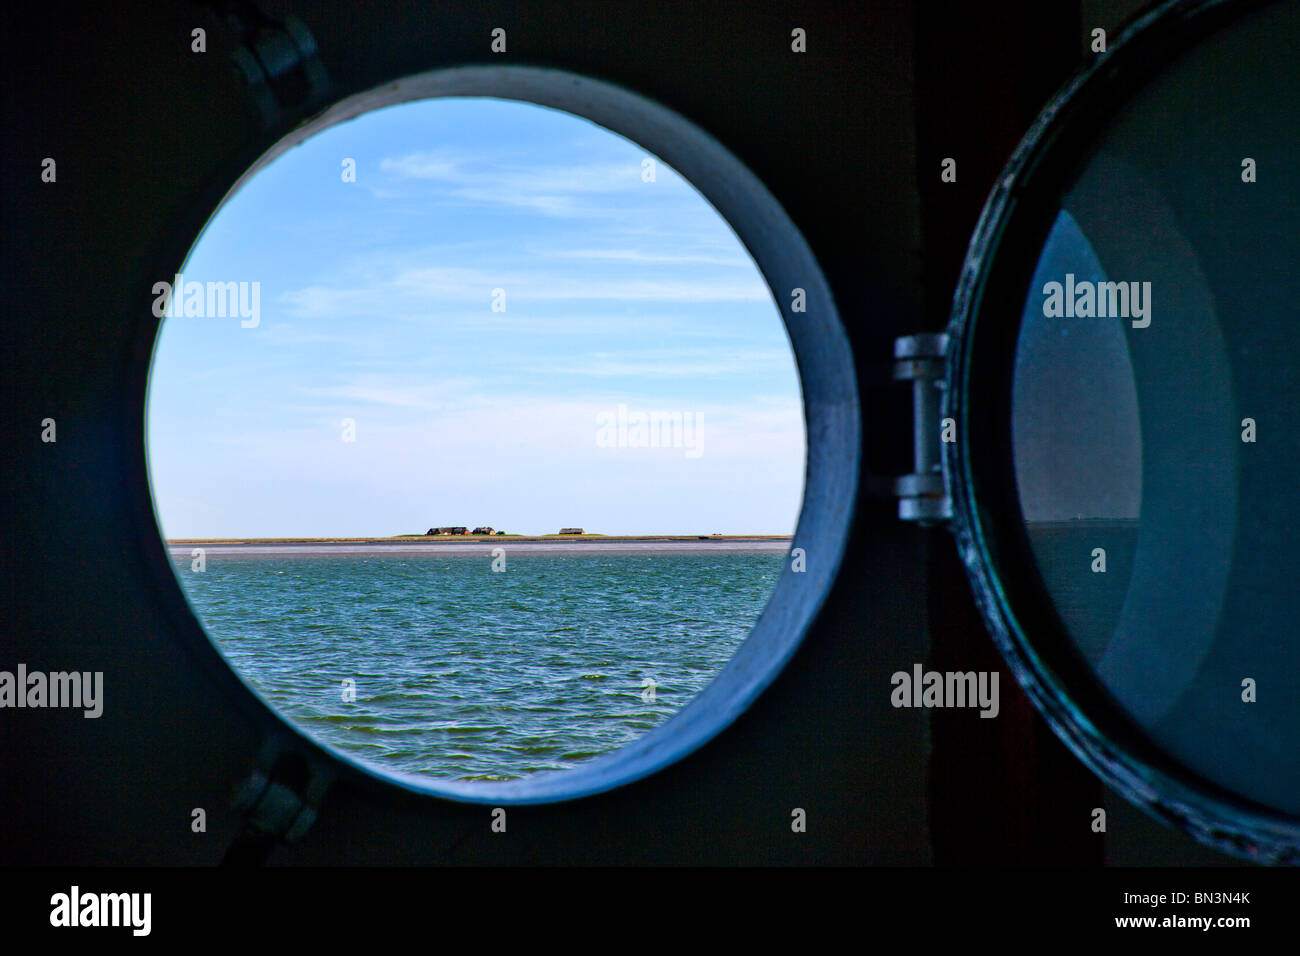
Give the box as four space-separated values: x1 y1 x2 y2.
169 543 786 782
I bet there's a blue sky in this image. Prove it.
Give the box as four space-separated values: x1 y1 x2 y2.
146 97 805 537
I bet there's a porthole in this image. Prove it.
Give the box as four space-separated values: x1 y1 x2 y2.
142 66 859 804
946 0 1300 860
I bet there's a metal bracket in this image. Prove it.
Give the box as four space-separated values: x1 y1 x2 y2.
220 3 331 130
893 333 952 525
229 739 332 850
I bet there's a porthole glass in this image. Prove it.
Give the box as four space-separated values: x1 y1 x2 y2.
951 0 1300 857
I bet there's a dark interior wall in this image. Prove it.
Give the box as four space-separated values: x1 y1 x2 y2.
0 0 929 865
0 0 1242 865
913 1 1106 867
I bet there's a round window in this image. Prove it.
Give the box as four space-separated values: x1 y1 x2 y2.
144 67 858 803
947 0 1300 860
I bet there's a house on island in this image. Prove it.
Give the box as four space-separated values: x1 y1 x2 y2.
558 527 584 535
426 526 469 535
471 526 494 535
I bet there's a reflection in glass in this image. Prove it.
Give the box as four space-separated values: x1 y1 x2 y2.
1011 1 1300 815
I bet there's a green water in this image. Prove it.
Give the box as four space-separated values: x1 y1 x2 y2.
173 550 783 781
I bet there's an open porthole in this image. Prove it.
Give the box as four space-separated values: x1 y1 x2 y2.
942 0 1300 861
143 67 859 803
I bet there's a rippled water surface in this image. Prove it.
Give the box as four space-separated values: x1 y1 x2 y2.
173 549 783 781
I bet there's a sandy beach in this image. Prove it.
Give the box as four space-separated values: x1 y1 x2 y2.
166 535 794 555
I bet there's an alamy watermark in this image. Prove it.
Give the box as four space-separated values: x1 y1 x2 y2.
1042 273 1151 328
595 403 703 458
152 273 260 328
0 664 103 718
50 887 150 936
890 664 998 718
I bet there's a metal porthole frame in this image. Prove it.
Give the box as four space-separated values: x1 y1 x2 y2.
132 63 861 807
943 0 1300 863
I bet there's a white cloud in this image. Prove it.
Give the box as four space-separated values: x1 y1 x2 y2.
531 348 795 378
295 376 484 410
392 266 768 303
536 247 749 267
276 286 375 318
182 395 803 474
379 151 462 180
377 151 686 218
277 265 770 319
381 151 645 193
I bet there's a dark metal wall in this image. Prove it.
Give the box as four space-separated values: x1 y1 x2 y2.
914 1 1105 867
0 0 1235 865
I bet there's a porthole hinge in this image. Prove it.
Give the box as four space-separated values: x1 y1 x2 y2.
893 333 952 526
221 3 332 130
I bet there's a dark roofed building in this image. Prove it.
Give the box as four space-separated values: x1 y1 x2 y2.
558 528 584 535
